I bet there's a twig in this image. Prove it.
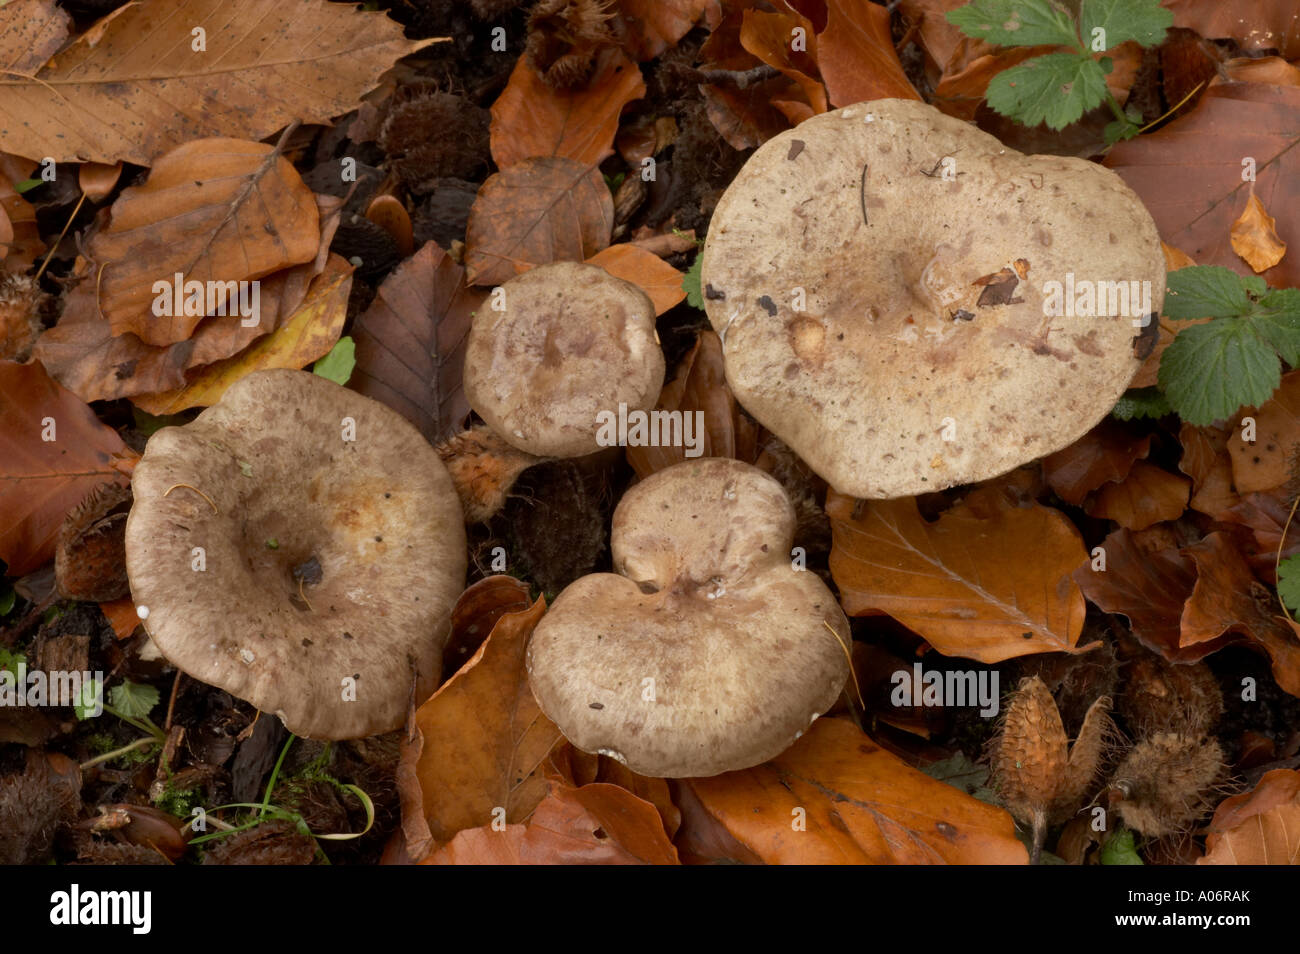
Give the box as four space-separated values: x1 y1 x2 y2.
688 64 781 89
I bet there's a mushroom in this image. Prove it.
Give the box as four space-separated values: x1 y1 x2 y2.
463 261 665 458
124 368 467 739
526 457 850 777
701 99 1166 499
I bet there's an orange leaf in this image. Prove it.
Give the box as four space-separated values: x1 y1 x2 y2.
0 156 44 268
828 491 1089 661
1220 56 1300 88
78 162 123 203
1086 461 1190 531
1231 191 1287 273
0 360 136 575
1042 419 1151 506
490 50 645 169
740 8 827 115
421 781 679 864
1226 368 1300 494
1200 769 1300 864
585 243 684 314
129 254 353 415
442 574 533 676
98 598 140 640
397 595 559 860
816 0 920 107
1178 422 1240 519
613 0 710 61
676 718 1026 864
464 157 613 286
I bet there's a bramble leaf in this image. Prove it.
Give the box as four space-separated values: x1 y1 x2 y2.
1158 319 1279 426
986 53 1109 130
1078 0 1172 52
946 0 1079 48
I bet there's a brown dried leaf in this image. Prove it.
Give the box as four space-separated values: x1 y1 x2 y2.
464 157 613 286
350 241 486 443
1042 420 1151 506
1166 0 1300 59
0 0 70 74
613 0 711 61
585 243 684 314
1200 769 1300 865
1231 191 1288 273
1179 422 1240 518
1226 368 1300 494
1086 461 1191 531
0 156 43 269
817 0 920 107
0 0 437 165
828 491 1089 662
443 575 533 676
740 7 827 114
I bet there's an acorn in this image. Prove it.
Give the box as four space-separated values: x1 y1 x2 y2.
1109 732 1224 837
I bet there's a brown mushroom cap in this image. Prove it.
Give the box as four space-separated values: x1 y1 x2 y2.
701 99 1165 499
463 261 665 457
526 458 850 777
124 369 466 739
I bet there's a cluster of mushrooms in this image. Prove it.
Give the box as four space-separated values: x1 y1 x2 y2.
125 100 1164 777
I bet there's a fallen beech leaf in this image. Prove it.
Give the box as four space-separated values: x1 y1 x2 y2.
0 361 136 575
1179 422 1240 519
585 243 684 314
828 491 1089 661
613 0 710 61
932 46 1056 121
1226 368 1300 494
545 741 682 838
491 50 645 169
1086 461 1191 531
1107 83 1300 286
627 330 757 478
464 157 613 286
421 781 679 864
0 157 43 268
350 242 485 443
1042 420 1151 506
1220 56 1300 88
0 0 438 165
88 138 319 347
817 0 920 106
1166 0 1300 59
740 8 827 115
1231 192 1288 273
1200 769 1300 864
0 0 70 74
700 76 803 149
130 254 353 414
676 718 1026 864
98 598 140 641
397 596 558 859
1219 488 1300 581
898 0 977 76
78 162 122 203
442 574 533 676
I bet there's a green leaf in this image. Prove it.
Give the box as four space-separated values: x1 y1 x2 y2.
986 53 1109 130
1249 289 1300 366
1158 319 1280 426
1078 0 1172 51
1103 118 1140 144
1100 826 1144 865
683 251 704 309
921 752 997 804
14 177 41 194
1278 555 1300 613
1111 387 1171 421
108 680 160 719
1164 266 1255 319
0 580 15 616
74 676 102 720
945 0 1080 48
312 336 355 386
0 646 24 675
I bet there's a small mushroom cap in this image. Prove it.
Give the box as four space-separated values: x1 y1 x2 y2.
702 99 1166 499
527 458 850 777
463 261 665 457
124 369 467 740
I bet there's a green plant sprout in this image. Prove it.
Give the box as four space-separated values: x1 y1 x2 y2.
77 679 167 769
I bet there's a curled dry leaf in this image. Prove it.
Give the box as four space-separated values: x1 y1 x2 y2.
545 740 682 839
828 491 1089 662
1107 83 1300 287
816 0 920 107
1200 769 1300 865
584 243 684 314
350 241 486 443
464 157 613 286
87 138 320 347
675 718 1027 864
740 8 827 115
397 595 558 860
130 254 354 415
1042 419 1152 507
0 156 44 269
1231 192 1288 273
613 0 711 61
0 0 438 165
78 162 123 203
700 76 806 150
1179 422 1239 519
1219 488 1300 581
1219 56 1300 88
1086 461 1191 531
443 574 533 675
0 360 137 575
491 49 646 169
1226 368 1300 495
420 781 679 865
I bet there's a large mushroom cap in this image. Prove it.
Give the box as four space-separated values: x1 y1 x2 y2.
527 458 850 777
124 369 467 739
702 99 1165 499
464 261 665 457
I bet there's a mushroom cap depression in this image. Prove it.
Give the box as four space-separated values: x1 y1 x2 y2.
124 369 467 739
527 458 850 777
701 98 1165 499
463 261 665 457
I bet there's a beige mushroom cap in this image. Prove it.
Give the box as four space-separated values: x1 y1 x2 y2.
526 458 850 778
701 99 1165 499
124 369 467 740
463 261 665 457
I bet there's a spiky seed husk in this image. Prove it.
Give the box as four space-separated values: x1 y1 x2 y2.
1118 651 1223 738
0 273 44 362
992 676 1069 828
436 425 543 523
1110 732 1224 837
1056 694 1113 821
379 92 489 193
525 0 614 88
55 482 132 601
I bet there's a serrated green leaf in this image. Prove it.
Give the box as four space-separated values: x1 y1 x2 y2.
986 53 1109 130
1079 0 1172 51
108 680 160 719
1278 555 1300 613
683 252 704 309
1164 266 1254 319
1158 319 1280 426
946 0 1080 48
1111 387 1171 421
1249 290 1300 366
1103 118 1140 144
312 335 355 386
1100 826 1144 865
